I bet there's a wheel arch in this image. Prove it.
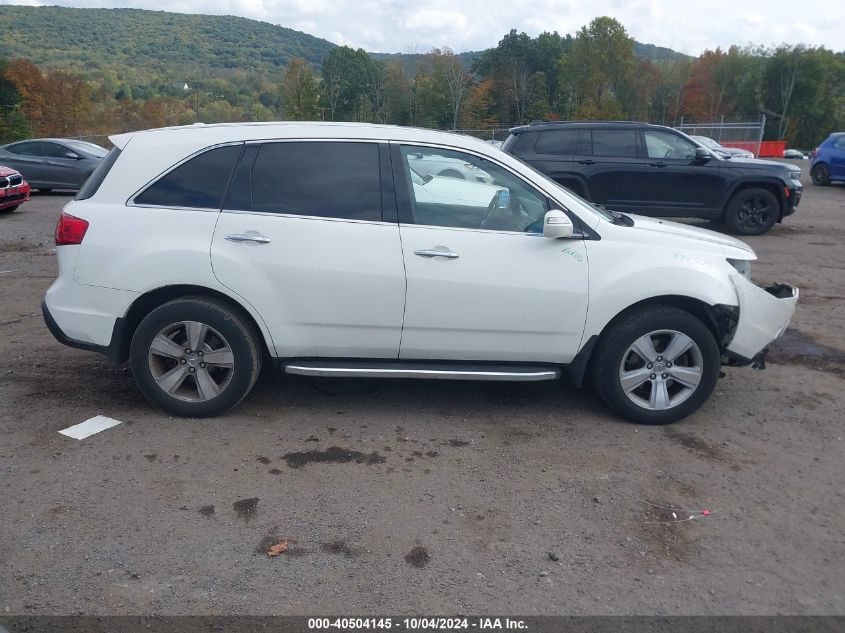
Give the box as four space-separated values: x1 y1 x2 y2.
115 284 274 364
723 179 786 220
568 294 729 387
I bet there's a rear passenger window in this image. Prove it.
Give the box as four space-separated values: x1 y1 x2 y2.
534 129 579 155
246 142 382 221
134 145 240 209
591 130 638 158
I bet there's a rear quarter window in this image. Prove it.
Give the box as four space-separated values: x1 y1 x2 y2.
133 144 241 209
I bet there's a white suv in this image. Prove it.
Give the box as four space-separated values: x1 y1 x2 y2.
43 122 798 424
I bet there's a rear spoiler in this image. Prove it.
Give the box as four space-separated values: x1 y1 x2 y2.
108 132 135 150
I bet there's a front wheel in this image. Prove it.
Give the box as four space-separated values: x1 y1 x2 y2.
811 163 830 186
591 306 721 425
724 187 779 235
129 297 262 417
0 204 20 213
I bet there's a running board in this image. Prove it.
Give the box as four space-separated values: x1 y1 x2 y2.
284 360 560 382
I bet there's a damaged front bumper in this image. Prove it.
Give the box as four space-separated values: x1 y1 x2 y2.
723 274 799 367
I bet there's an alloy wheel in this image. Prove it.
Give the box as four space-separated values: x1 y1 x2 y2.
618 329 704 411
147 321 235 402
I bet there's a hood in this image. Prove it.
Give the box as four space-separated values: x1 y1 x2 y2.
0 165 20 177
724 156 797 171
626 214 755 257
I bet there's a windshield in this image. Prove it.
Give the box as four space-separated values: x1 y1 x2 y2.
691 136 720 150
515 159 618 222
64 140 109 157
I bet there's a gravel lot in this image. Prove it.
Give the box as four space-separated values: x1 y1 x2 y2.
1 163 843 616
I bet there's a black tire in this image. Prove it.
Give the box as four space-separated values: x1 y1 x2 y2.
0 204 20 213
811 163 830 186
590 305 721 425
38 188 52 193
129 296 262 417
438 169 465 179
724 187 779 236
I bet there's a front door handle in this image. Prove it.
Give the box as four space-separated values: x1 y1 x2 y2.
414 248 459 259
225 233 271 244
578 159 596 165
650 162 667 168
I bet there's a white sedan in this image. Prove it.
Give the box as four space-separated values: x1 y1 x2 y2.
407 151 495 183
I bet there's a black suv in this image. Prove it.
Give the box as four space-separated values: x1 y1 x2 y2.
503 121 803 235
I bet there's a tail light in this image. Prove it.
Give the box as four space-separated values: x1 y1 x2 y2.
55 212 89 245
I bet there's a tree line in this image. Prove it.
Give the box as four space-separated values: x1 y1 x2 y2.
2 17 843 149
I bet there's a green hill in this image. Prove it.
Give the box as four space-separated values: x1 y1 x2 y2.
0 6 335 75
0 5 688 80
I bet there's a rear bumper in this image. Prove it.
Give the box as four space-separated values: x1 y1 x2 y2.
42 298 126 364
42 273 136 364
725 275 798 363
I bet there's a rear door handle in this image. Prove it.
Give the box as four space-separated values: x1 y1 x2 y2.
225 233 271 244
578 159 596 165
650 162 667 168
414 248 459 259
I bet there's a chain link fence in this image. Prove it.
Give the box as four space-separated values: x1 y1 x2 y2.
675 116 770 157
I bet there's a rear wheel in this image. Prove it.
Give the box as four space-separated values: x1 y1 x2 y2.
811 163 830 186
591 305 721 425
0 204 20 213
724 187 779 235
130 297 262 417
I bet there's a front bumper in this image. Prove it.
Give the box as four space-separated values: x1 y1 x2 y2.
783 183 802 217
0 181 30 210
725 274 799 363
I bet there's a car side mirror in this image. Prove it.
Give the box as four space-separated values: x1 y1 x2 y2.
543 209 574 239
694 147 711 161
64 151 80 160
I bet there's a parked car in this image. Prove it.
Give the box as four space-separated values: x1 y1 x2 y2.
810 132 845 185
0 138 107 191
783 149 807 159
0 165 30 213
407 151 494 183
690 135 756 159
504 121 803 236
410 167 507 210
42 122 798 425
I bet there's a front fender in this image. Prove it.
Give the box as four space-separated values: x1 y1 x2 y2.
582 261 737 342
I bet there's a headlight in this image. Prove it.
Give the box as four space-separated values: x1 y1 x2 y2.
789 171 801 181
727 258 752 280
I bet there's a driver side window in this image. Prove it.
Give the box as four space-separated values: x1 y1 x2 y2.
399 145 547 233
643 131 697 160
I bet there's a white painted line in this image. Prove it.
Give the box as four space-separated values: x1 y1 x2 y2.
59 415 123 440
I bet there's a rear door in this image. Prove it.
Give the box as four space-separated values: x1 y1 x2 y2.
575 128 648 212
640 129 726 217
524 128 584 196
210 140 406 359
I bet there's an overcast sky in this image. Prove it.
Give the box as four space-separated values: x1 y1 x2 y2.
2 0 843 55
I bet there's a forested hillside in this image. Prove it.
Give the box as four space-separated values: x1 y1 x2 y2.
0 6 334 75
0 7 842 149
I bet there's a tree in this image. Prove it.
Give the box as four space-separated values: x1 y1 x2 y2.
281 57 319 120
319 46 377 121
559 17 636 119
439 48 471 129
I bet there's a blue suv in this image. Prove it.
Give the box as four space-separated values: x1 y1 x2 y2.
811 132 845 185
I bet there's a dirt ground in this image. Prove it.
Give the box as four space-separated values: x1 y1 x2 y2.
0 163 843 616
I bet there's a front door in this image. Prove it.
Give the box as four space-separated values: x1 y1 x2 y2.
575 128 647 212
394 144 589 364
640 129 726 217
210 141 406 359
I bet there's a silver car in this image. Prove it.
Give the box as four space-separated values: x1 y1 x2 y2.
690 135 756 159
0 138 107 191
